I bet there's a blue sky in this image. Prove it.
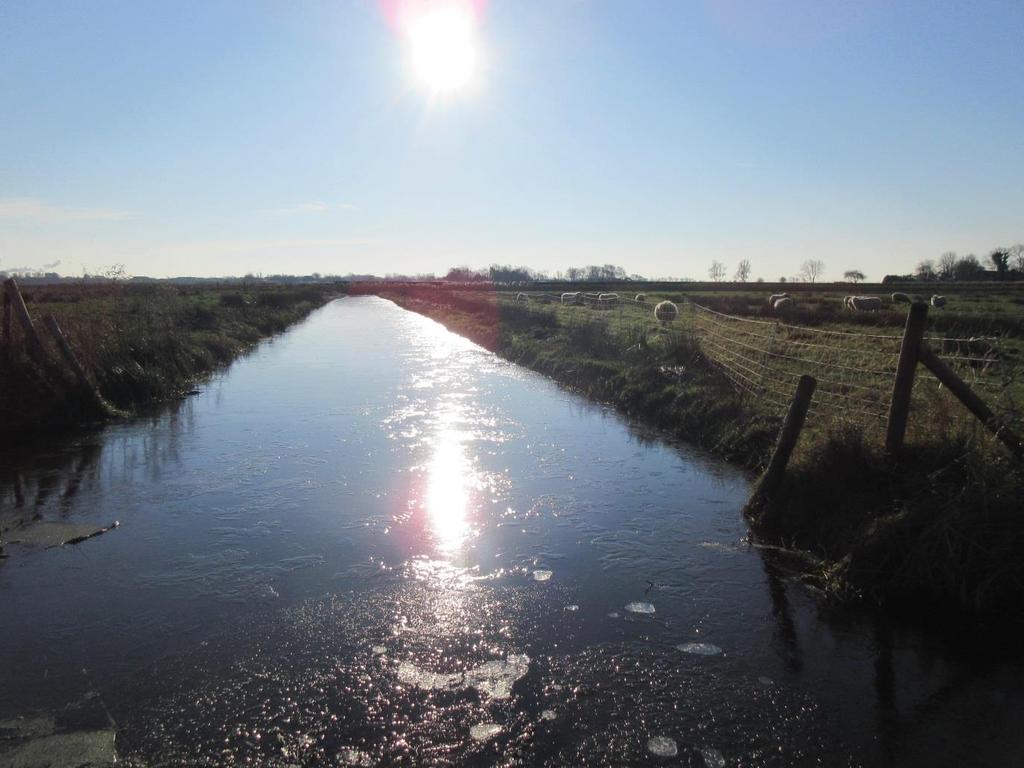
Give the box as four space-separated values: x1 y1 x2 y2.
1 0 1022 280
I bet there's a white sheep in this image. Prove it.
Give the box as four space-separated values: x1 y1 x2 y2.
850 296 882 311
515 292 528 304
768 292 789 306
635 293 647 303
772 296 794 310
891 292 911 304
654 300 678 322
931 295 947 308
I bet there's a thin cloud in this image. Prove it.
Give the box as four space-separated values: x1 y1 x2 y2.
0 197 136 222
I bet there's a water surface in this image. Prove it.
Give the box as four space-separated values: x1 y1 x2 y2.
1 297 1021 766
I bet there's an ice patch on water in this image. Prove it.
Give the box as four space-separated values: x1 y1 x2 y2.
397 655 530 700
469 722 502 742
625 602 655 614
646 735 678 757
564 604 579 612
463 655 531 699
677 642 722 656
338 747 374 766
532 570 552 582
540 709 556 721
701 746 726 767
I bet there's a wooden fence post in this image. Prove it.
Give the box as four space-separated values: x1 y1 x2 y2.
749 374 817 519
885 302 928 453
4 278 48 362
2 289 10 347
919 343 1024 461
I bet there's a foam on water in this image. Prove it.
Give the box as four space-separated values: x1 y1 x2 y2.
532 570 552 582
338 747 374 766
625 601 655 614
701 746 726 767
647 735 678 757
469 723 502 742
540 710 556 721
397 655 530 700
677 642 723 656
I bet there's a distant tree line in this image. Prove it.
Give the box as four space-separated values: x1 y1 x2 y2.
442 264 643 283
882 245 1024 283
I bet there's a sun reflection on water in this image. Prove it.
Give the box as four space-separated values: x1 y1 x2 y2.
424 410 474 553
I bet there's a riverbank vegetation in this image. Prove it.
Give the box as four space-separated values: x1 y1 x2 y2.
1 282 339 446
358 282 1024 627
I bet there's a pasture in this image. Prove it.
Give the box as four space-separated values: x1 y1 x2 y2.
489 283 1024 451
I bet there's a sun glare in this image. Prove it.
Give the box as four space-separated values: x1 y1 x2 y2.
403 2 479 93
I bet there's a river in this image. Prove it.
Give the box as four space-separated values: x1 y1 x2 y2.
1 296 1021 766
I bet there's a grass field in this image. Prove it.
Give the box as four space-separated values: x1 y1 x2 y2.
1 281 339 444
363 280 1024 626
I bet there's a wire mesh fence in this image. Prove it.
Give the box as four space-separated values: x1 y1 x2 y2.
497 290 1021 436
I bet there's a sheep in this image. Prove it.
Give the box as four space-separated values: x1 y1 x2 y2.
768 292 789 306
772 296 794 310
635 293 647 303
561 292 582 305
654 300 678 322
850 295 882 311
891 292 912 304
515 292 528 304
931 295 947 308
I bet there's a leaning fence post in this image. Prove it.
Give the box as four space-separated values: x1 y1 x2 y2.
918 343 1024 461
749 374 817 520
4 278 48 361
43 314 109 410
885 302 928 454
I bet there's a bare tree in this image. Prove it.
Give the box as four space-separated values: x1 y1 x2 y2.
843 269 865 283
1010 244 1024 272
937 251 957 279
708 260 726 282
799 259 825 283
914 260 936 280
733 259 751 282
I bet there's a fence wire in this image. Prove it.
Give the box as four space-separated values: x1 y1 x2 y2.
499 291 1020 433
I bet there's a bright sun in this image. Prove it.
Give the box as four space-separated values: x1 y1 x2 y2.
404 3 479 93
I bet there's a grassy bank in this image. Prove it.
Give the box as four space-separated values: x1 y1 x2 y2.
1 282 339 446
360 283 1024 627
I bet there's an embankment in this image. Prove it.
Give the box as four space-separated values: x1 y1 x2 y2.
364 284 1024 628
1 282 340 446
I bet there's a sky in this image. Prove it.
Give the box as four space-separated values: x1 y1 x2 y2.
1 0 1022 281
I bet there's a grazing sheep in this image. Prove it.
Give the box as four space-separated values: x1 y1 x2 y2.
768 292 789 306
931 295 947 308
654 300 678 322
561 292 582 305
515 292 528 304
891 292 911 304
850 295 882 311
635 293 647 303
772 296 794 310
